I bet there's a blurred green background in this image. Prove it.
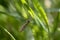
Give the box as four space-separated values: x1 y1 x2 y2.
0 0 60 40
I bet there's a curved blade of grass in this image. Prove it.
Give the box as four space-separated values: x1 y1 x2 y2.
0 25 16 40
28 8 48 32
32 0 48 26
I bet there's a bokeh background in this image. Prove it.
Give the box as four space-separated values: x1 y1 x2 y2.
0 0 60 40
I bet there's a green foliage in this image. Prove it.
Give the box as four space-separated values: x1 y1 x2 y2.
0 0 60 40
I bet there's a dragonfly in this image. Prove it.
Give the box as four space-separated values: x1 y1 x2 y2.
20 18 30 32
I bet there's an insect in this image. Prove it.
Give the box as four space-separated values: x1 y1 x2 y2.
20 19 30 32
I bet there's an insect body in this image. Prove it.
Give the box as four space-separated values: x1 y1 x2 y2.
20 19 30 32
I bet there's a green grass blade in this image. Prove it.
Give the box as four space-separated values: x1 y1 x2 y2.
0 25 16 40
